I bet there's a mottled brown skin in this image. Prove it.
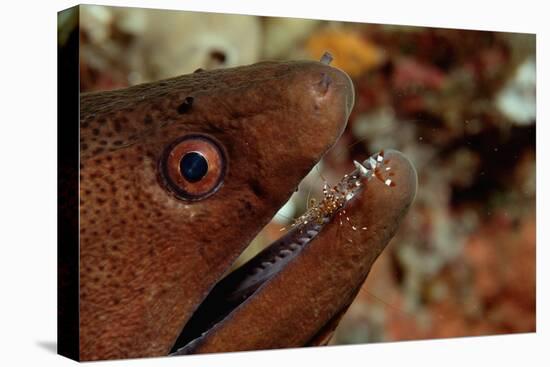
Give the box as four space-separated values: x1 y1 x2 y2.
79 61 353 360
180 150 417 353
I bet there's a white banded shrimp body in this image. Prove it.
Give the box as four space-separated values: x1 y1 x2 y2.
276 149 416 342
284 150 397 243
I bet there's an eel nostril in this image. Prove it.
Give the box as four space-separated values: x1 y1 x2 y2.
319 51 333 65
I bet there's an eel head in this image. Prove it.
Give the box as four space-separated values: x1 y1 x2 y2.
79 60 357 360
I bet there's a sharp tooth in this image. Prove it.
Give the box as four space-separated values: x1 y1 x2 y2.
298 237 309 244
289 243 300 251
306 230 318 237
280 249 293 256
261 261 272 268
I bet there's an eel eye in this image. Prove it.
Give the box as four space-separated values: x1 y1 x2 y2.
160 134 227 201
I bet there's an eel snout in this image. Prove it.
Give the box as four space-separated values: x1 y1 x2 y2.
287 61 354 147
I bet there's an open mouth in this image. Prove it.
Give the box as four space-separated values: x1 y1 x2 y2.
170 216 331 354
170 151 393 355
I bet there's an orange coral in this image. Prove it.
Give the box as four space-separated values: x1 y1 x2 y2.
306 29 384 77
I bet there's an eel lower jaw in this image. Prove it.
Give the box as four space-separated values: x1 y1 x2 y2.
169 154 378 355
169 211 336 355
169 149 417 356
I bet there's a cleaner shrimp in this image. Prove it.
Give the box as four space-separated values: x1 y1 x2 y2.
281 150 396 238
274 149 418 326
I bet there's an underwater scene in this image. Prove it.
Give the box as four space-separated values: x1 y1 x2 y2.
60 4 535 360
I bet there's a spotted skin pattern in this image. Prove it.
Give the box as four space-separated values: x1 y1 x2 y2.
79 61 354 360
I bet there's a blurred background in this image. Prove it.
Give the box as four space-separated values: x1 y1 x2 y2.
63 5 536 344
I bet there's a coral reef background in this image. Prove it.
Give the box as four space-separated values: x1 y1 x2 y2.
70 5 536 344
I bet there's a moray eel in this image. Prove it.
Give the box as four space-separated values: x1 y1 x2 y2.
77 60 416 360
